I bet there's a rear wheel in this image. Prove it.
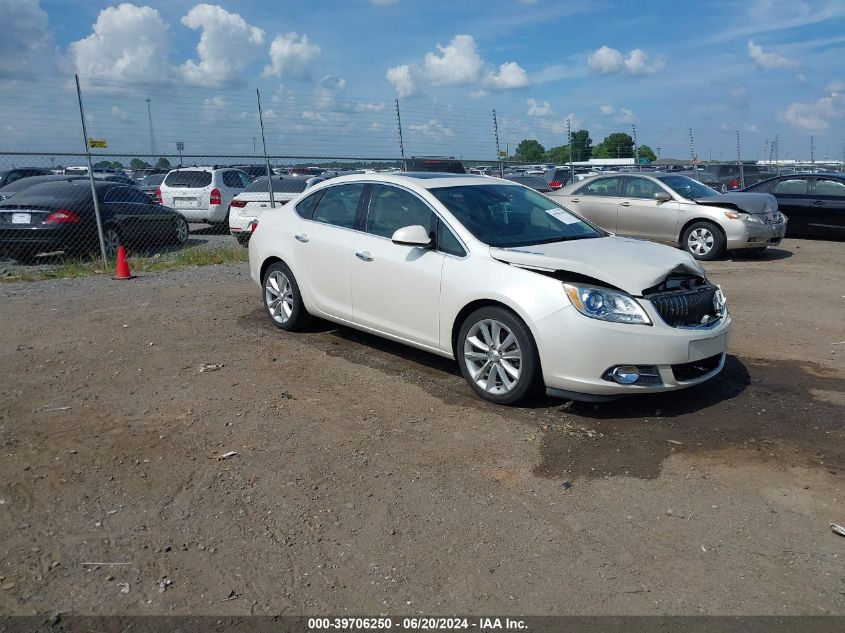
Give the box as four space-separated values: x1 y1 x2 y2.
682 221 725 261
262 261 311 331
457 306 541 405
102 226 121 260
173 216 189 246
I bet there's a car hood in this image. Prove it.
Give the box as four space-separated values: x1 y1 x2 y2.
692 192 777 214
489 236 703 296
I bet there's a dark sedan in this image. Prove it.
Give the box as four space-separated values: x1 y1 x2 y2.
0 180 189 261
0 175 88 201
743 173 845 238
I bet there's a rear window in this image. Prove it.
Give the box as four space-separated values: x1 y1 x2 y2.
245 177 310 194
164 171 212 188
406 158 466 174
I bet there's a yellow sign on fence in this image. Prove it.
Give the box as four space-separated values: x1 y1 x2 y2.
89 138 108 148
498 150 508 158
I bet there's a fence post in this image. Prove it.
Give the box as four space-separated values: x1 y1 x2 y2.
632 124 640 172
689 128 698 180
493 109 503 178
74 74 108 266
395 99 407 171
567 118 574 183
256 89 275 209
736 130 744 188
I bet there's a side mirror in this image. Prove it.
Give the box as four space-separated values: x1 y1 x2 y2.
391 225 432 247
653 191 672 202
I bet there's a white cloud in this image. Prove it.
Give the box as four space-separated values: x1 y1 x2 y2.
180 4 265 87
542 114 581 134
469 89 489 99
110 105 129 122
747 39 799 69
423 34 484 86
386 63 417 97
614 108 638 124
623 49 665 75
263 32 320 78
355 101 385 112
729 85 749 108
599 104 615 114
826 79 845 92
485 61 529 89
587 45 665 75
780 85 845 131
70 3 171 82
408 118 454 141
587 46 624 74
0 0 55 78
201 95 229 123
527 98 552 117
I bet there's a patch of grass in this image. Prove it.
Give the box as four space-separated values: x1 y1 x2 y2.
1 245 248 283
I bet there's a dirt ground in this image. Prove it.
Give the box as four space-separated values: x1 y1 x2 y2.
0 238 843 616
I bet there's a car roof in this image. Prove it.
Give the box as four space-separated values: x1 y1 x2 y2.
308 172 496 190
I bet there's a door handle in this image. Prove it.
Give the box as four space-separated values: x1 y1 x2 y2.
619 201 631 207
355 251 373 262
811 200 825 206
570 198 580 203
294 233 309 243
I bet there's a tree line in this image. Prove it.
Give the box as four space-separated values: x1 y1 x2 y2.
514 131 656 164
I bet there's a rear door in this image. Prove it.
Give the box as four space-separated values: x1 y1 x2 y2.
350 183 444 348
616 176 680 241
293 183 366 320
808 177 845 237
567 176 623 231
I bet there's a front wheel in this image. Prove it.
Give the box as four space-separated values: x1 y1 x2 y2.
457 306 541 405
262 261 311 331
682 221 725 261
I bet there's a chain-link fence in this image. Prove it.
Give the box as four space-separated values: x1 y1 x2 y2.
2 75 842 276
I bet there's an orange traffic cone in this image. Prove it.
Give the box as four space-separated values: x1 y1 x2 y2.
113 245 135 280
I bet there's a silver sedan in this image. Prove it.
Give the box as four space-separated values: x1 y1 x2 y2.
550 173 787 260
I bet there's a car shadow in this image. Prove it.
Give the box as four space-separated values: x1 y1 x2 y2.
190 223 230 236
724 247 792 261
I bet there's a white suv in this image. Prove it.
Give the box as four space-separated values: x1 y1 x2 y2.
157 167 250 225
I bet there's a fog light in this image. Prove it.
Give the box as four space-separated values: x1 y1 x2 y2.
611 366 640 384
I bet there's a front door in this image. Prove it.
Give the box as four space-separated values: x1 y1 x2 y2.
350 184 443 349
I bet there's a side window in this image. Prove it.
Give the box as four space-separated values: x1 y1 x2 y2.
773 179 808 195
814 178 845 197
576 177 622 197
104 186 147 204
623 177 667 199
296 190 324 219
365 184 435 239
6 171 23 185
222 171 242 188
312 184 365 229
437 220 466 257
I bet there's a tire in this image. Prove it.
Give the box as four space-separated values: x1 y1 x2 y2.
682 221 725 261
102 225 121 260
457 306 541 405
262 261 311 331
173 216 189 246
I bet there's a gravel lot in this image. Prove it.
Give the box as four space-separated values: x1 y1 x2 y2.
0 238 843 615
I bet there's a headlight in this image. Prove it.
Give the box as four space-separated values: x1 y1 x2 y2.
564 284 652 325
740 213 762 223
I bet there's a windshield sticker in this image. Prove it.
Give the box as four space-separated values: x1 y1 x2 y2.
544 208 580 225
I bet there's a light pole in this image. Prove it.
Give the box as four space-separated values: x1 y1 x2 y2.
253 136 256 164
146 98 156 157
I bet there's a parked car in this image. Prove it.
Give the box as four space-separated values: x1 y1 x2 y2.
543 167 574 191
502 175 553 193
0 180 189 261
157 167 250 226
551 173 786 260
137 173 166 201
0 167 54 188
742 173 844 239
231 165 270 180
248 173 730 405
696 164 767 192
405 157 466 174
229 176 322 246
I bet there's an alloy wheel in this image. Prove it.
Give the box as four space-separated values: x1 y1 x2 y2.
264 270 294 325
463 319 523 395
175 218 189 244
687 227 714 256
103 228 120 259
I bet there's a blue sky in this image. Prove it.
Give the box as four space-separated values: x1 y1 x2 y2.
2 0 844 161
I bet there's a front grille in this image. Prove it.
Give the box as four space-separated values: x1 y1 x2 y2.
672 353 722 382
648 284 719 328
762 212 784 225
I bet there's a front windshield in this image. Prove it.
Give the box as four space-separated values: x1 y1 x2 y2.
430 184 604 248
658 175 719 199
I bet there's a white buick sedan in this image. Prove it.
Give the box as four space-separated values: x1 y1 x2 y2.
248 173 731 405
